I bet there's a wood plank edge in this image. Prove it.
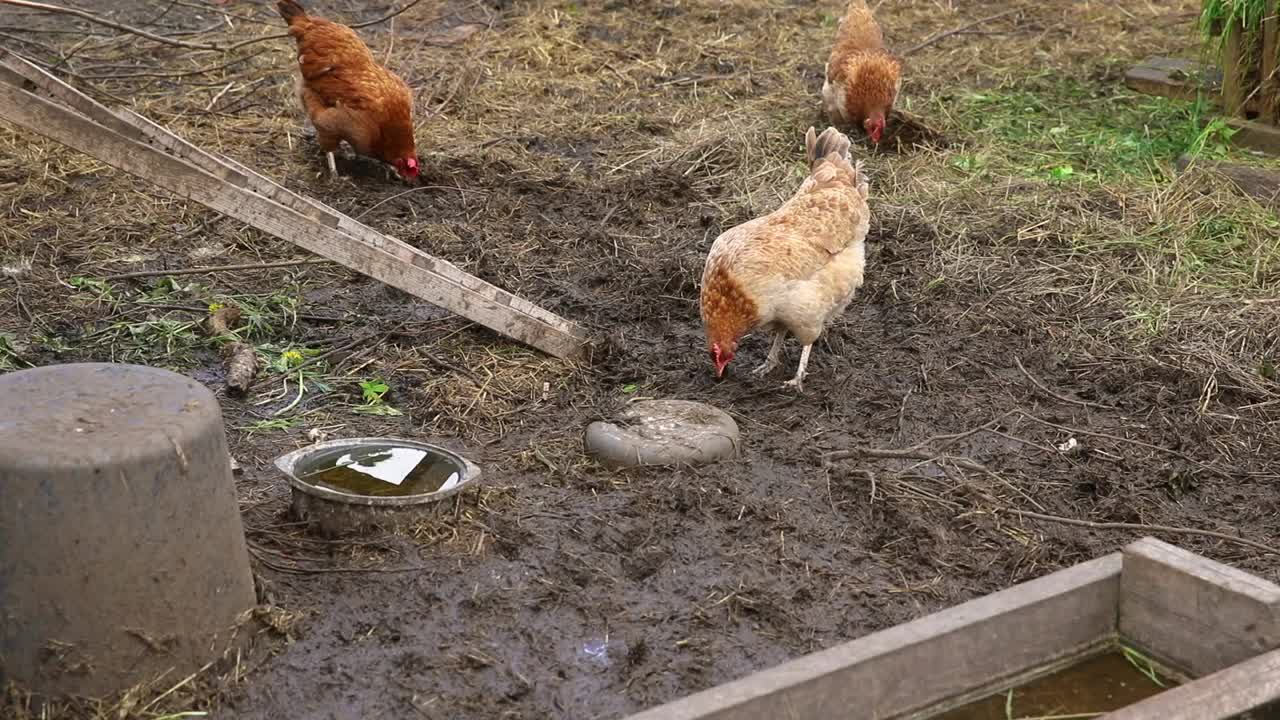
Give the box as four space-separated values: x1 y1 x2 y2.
1123 537 1280 601
1098 646 1280 720
622 552 1122 720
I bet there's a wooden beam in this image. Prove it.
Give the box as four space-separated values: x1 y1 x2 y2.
0 79 588 359
1264 2 1279 125
1120 537 1280 677
1223 19 1249 117
1097 645 1280 720
0 53 590 360
623 553 1121 720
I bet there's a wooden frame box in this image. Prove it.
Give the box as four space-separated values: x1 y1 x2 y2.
624 538 1280 720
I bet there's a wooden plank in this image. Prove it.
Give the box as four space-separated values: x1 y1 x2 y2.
1098 645 1280 720
0 52 589 349
0 81 587 359
1227 117 1280 156
1264 2 1279 125
1120 537 1280 677
1223 19 1249 117
623 553 1122 720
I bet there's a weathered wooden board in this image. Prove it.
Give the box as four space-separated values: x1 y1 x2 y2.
1120 537 1280 678
0 78 588 359
1098 645 1280 720
624 553 1121 720
1223 21 1248 117
0 51 591 359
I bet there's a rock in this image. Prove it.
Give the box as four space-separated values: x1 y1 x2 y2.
584 399 739 468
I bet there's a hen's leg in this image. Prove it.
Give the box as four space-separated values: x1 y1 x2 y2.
752 331 785 376
325 151 338 177
782 344 812 392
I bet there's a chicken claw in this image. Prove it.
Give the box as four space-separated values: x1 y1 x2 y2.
752 332 785 376
782 345 813 392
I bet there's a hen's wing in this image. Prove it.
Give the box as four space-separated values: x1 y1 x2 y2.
719 161 869 286
292 21 405 114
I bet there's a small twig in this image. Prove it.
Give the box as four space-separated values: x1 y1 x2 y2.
826 446 988 474
655 73 742 88
902 8 1021 56
354 185 486 219
1014 411 1233 480
1009 509 1280 557
100 258 332 281
0 0 221 50
1015 356 1112 410
218 0 428 53
80 48 270 81
349 0 425 30
826 443 1046 511
250 548 434 574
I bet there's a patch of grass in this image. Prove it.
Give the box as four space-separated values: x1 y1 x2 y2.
235 418 302 434
949 78 1239 183
353 378 401 416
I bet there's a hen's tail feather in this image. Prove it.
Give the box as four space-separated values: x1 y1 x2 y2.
805 126 852 170
276 0 308 24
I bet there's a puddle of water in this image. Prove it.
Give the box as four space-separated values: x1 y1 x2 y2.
298 443 463 498
930 651 1175 720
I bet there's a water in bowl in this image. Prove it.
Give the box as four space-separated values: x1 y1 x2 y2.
298 443 463 498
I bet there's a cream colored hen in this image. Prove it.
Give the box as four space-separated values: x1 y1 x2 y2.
699 126 870 392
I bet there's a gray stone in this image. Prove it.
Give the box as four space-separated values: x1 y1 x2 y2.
584 399 740 468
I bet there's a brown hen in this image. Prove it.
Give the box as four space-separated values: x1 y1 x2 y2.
699 126 870 392
276 0 419 181
822 0 902 144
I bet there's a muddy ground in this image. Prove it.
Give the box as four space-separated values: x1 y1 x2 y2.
2 0 1279 718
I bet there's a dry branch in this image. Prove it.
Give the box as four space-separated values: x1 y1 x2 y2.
0 0 220 50
902 8 1022 56
1014 356 1112 410
101 258 332 282
1009 509 1280 557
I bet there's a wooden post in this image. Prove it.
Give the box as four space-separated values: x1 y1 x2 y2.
1119 537 1280 677
1263 1 1280 124
0 54 591 360
1223 18 1249 118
